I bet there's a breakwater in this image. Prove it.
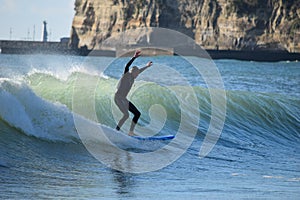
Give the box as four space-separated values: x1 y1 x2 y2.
0 40 74 55
1 40 299 62
0 40 114 56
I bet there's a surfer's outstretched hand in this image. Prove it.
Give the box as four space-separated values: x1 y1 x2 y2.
146 61 153 67
134 50 141 58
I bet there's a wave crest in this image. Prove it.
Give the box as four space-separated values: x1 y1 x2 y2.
0 78 79 142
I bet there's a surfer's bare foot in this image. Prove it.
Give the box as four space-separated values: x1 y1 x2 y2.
128 131 138 136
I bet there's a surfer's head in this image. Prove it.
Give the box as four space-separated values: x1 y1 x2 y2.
130 66 140 78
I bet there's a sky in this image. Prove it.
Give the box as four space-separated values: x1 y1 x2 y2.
0 0 75 41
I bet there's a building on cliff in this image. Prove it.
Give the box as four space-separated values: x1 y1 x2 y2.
70 0 300 53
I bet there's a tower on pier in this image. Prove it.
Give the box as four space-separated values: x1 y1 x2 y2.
42 21 48 42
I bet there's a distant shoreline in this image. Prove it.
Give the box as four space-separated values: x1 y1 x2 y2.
206 49 300 62
0 40 299 62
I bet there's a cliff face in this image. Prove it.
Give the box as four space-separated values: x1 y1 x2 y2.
70 0 300 52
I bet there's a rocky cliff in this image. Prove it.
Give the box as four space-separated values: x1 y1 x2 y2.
70 0 300 52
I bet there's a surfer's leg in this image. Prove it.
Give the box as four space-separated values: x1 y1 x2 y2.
128 101 141 134
116 112 129 130
114 96 129 130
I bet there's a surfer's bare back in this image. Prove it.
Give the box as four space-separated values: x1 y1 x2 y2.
114 50 153 136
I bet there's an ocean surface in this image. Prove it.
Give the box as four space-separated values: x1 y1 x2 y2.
0 53 299 199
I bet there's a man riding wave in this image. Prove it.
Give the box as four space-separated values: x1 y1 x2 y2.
114 50 153 136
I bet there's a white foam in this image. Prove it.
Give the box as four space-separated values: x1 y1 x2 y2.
27 65 109 82
0 78 79 142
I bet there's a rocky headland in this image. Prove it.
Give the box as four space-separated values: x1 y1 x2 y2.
70 0 300 53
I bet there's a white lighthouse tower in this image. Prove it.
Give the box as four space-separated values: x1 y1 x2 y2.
42 21 48 42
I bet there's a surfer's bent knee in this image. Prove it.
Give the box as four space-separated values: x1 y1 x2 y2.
123 112 129 120
133 111 140 124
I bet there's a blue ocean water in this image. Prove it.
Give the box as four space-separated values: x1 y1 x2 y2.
0 54 299 199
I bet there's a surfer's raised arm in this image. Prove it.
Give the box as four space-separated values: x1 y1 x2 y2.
139 61 153 74
123 50 141 74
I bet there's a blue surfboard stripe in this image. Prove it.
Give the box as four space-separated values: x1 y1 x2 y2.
132 135 175 141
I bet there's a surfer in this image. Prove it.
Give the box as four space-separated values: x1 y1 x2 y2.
114 50 153 136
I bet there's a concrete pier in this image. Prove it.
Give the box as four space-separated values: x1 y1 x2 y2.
0 40 299 61
0 40 73 55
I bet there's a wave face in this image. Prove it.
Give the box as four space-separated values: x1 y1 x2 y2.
1 71 299 150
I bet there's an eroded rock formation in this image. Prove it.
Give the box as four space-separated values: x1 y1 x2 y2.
70 0 300 52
